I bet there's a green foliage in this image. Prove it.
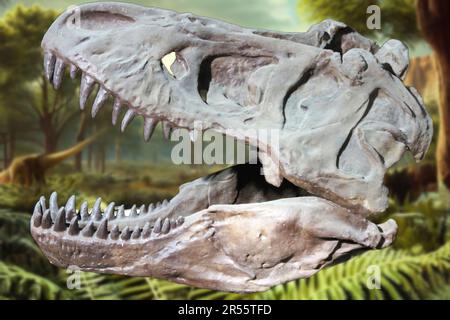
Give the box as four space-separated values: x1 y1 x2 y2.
0 261 69 299
298 0 420 44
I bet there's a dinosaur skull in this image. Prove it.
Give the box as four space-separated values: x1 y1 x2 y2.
31 2 432 292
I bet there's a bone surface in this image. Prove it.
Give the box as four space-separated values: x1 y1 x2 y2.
31 2 433 292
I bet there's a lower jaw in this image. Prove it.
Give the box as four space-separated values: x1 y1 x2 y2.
30 163 397 292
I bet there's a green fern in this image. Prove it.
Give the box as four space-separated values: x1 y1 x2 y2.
0 261 70 299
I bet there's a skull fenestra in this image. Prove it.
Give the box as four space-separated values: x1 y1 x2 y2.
30 2 432 292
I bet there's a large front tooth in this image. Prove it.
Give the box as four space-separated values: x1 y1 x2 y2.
112 99 122 126
54 208 66 232
81 221 95 237
143 117 157 142
120 226 131 240
68 217 80 236
162 121 172 140
43 52 56 81
32 202 43 228
121 109 135 132
92 198 102 220
80 73 95 110
105 202 115 220
39 196 46 212
92 87 109 118
49 192 58 220
161 218 170 234
41 209 52 229
53 58 65 89
95 219 108 239
69 64 78 79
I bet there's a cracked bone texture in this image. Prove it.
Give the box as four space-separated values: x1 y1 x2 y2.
31 2 433 292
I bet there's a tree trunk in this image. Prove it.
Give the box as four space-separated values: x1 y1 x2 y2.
417 0 450 188
74 112 87 171
41 115 57 154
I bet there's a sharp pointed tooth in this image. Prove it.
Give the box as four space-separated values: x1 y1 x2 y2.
39 196 46 212
70 64 78 79
143 117 157 142
139 205 146 215
33 200 43 215
118 205 125 219
44 52 56 81
148 203 155 212
49 192 58 220
65 195 76 220
54 208 66 232
156 201 161 208
80 73 95 110
120 226 131 240
41 209 52 229
162 199 169 207
152 217 162 235
176 216 185 227
112 99 122 126
65 195 76 213
92 87 109 118
130 205 138 217
80 201 89 220
162 121 173 140
161 218 170 234
142 222 151 238
110 225 120 240
66 209 76 221
105 202 115 220
95 219 108 239
68 217 80 236
131 226 141 239
170 219 177 230
32 204 43 228
121 109 135 132
81 221 95 237
53 58 65 89
92 198 102 220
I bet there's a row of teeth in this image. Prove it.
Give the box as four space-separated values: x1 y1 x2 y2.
43 51 175 141
31 192 184 241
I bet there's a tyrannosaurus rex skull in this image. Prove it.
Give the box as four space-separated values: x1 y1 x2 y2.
31 2 432 292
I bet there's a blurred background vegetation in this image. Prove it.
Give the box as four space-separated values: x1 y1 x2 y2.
0 0 449 300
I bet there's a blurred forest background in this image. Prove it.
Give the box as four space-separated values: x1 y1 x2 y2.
0 0 449 300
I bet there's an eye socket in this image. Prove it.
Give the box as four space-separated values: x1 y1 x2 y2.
65 10 135 30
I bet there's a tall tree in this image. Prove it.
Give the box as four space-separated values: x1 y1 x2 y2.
299 0 450 188
416 1 450 187
0 5 79 153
